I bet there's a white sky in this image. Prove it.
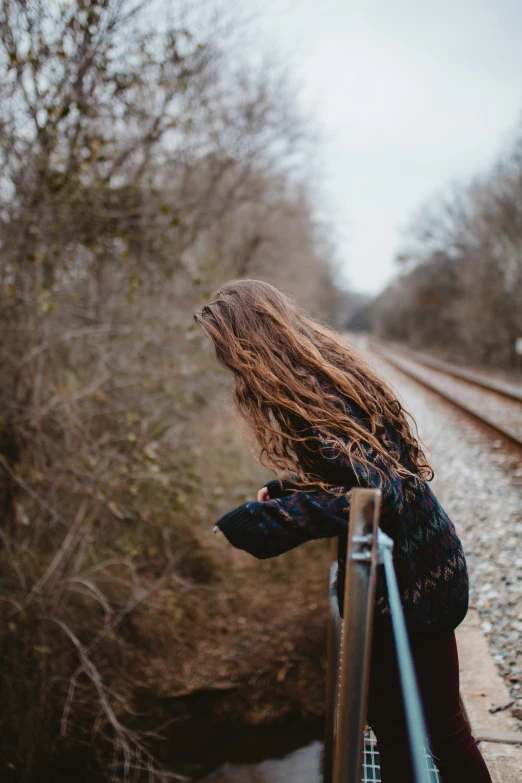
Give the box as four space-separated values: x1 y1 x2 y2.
256 0 522 295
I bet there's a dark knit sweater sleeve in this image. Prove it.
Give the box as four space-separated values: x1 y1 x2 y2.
215 489 348 559
215 435 404 560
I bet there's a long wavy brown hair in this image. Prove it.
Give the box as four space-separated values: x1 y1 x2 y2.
193 279 433 492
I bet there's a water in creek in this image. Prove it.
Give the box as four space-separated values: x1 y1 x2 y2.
177 724 383 783
168 719 326 782
203 740 323 783
197 734 385 783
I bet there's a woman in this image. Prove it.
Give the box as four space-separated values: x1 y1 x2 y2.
193 278 492 783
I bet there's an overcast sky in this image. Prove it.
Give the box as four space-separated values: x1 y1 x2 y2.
256 0 522 296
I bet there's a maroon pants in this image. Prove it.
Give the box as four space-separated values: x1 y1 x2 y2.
366 625 492 783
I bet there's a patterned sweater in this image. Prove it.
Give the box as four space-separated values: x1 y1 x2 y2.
215 392 469 634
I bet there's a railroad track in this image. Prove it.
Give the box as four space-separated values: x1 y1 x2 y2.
365 338 522 452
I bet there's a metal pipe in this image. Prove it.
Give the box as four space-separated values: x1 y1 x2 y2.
378 529 432 783
323 540 341 783
333 488 381 783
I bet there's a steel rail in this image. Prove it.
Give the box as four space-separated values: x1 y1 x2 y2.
371 345 522 451
371 338 522 404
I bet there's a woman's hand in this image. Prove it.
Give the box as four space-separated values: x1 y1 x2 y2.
213 487 270 535
257 486 270 502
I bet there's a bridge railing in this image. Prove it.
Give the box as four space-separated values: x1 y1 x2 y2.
323 488 435 783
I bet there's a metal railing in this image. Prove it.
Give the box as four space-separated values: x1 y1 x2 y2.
323 488 436 783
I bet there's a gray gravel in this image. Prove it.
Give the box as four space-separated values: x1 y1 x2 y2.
362 342 522 728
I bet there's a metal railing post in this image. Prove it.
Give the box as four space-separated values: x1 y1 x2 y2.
323 492 436 783
332 488 381 783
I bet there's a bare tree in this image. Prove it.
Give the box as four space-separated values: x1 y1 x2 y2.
371 123 522 372
0 2 342 779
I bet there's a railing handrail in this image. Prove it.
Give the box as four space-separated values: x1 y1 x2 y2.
378 530 432 783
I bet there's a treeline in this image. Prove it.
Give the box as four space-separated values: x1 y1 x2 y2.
0 1 343 780
370 123 522 371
